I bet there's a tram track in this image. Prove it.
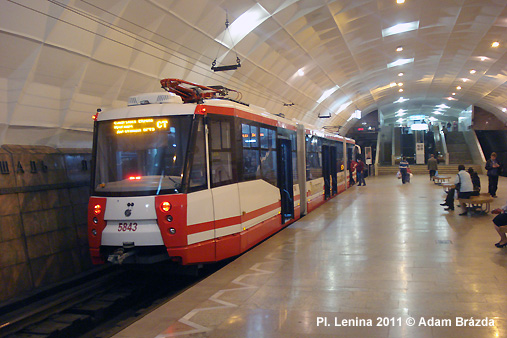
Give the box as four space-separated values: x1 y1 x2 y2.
0 266 122 338
0 262 227 338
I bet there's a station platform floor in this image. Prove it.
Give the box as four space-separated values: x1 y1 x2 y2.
113 174 507 338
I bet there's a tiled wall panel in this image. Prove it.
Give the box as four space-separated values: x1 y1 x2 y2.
0 145 92 302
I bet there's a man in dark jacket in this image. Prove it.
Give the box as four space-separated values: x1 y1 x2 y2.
486 152 502 198
427 154 438 180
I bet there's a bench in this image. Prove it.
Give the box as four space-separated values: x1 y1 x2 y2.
458 193 494 215
441 183 455 193
434 176 451 185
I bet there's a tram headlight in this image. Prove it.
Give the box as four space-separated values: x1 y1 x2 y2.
160 201 172 212
93 217 98 224
168 228 176 234
166 215 173 222
94 204 102 215
91 229 97 236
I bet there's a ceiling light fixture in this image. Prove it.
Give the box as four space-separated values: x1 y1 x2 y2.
492 41 500 48
436 104 450 109
399 89 404 92
396 46 403 52
452 93 456 95
456 86 462 90
390 82 397 87
447 97 457 101
394 97 409 103
462 78 469 82
382 21 419 37
317 85 340 103
397 0 405 4
502 108 507 113
398 72 404 76
480 56 487 61
297 68 305 76
470 69 476 74
226 4 270 46
387 58 414 68
335 101 353 114
398 82 403 86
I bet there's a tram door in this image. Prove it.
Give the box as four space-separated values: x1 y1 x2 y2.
322 145 331 199
277 138 294 224
330 146 338 195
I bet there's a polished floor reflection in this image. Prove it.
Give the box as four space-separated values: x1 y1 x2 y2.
113 174 507 338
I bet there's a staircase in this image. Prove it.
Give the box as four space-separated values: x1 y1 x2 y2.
377 164 482 176
446 131 473 164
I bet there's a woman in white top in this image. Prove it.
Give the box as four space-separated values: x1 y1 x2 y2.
455 164 473 215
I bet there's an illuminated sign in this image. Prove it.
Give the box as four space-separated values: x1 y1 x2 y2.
410 123 429 131
113 118 169 135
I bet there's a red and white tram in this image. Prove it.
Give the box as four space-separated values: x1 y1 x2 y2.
88 79 356 265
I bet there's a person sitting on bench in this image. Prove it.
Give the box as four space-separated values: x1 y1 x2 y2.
441 165 473 214
492 201 507 248
468 167 481 196
456 165 474 215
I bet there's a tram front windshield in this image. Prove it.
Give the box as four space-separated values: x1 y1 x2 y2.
93 116 192 196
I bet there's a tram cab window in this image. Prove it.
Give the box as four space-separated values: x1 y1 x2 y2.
92 115 192 196
189 116 207 191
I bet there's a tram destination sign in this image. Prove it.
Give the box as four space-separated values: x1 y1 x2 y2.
113 118 169 135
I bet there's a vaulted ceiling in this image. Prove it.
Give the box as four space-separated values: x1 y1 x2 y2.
1 0 507 146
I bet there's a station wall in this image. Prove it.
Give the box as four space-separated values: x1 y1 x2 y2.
0 145 92 303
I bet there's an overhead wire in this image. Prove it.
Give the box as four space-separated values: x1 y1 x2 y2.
7 0 340 121
42 0 297 110
6 0 289 112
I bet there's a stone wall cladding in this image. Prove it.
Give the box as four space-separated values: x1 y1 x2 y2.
0 145 92 302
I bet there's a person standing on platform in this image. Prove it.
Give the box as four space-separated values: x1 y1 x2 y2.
349 159 357 186
356 158 366 186
486 152 502 198
427 154 438 181
399 157 409 184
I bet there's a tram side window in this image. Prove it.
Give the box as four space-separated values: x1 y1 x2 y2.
242 124 259 181
241 123 277 185
260 127 277 186
209 119 234 187
336 142 344 172
306 135 322 180
189 117 207 191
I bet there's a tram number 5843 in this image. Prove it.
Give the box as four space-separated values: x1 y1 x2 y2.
118 222 138 232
